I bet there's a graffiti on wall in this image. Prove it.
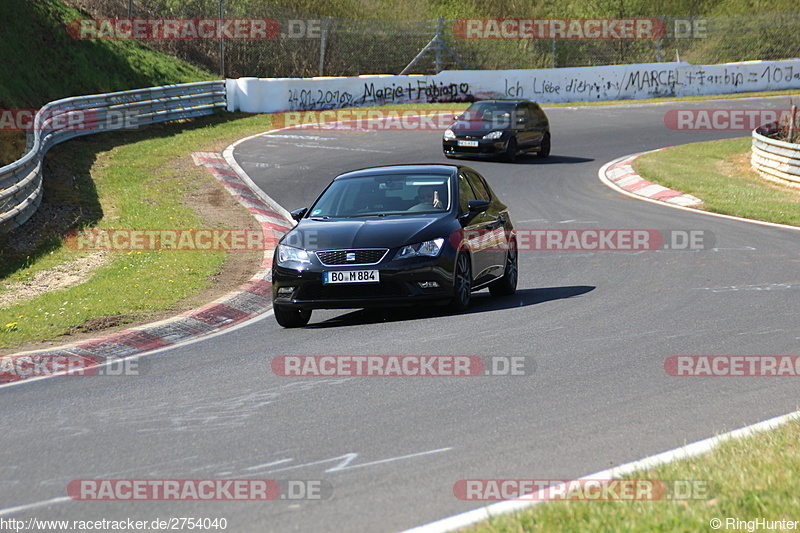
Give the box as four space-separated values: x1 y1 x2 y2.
231 59 800 114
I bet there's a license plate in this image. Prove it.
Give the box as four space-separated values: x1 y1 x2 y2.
323 270 380 284
458 140 479 147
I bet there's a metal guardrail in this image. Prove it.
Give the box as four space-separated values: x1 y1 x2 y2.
0 80 226 232
751 122 800 187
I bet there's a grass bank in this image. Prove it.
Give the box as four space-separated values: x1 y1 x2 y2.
633 137 800 227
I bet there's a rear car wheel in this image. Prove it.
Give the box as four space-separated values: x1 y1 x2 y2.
537 133 551 158
274 305 312 328
489 245 518 296
450 253 472 312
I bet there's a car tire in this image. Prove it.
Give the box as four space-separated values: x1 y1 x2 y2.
537 133 551 158
450 253 472 312
274 305 312 328
489 244 518 296
503 137 517 163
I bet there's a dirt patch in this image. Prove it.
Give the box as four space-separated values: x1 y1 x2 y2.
167 154 265 309
4 150 266 353
0 251 110 309
67 314 136 334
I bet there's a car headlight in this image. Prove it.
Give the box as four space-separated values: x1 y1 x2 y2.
277 244 311 266
483 130 504 140
394 238 445 260
443 128 455 140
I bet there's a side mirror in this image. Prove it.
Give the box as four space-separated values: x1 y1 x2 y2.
467 200 491 213
290 208 308 221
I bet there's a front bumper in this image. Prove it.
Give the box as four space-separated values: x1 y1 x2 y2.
272 257 455 310
443 138 509 158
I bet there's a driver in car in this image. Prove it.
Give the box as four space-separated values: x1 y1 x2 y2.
409 185 445 211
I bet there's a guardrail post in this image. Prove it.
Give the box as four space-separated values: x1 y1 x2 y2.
319 17 332 77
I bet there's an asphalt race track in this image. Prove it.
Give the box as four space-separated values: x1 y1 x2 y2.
2 97 799 532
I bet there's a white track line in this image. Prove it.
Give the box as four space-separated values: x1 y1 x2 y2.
598 153 800 233
402 409 800 533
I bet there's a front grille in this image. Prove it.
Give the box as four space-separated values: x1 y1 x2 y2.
316 249 388 266
299 281 408 300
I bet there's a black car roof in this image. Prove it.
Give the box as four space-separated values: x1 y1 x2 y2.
471 99 539 105
334 164 464 180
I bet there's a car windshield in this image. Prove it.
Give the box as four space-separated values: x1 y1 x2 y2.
459 102 516 126
307 174 451 218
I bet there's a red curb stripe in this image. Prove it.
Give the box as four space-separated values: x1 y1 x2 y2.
217 180 254 193
189 304 252 326
625 180 655 192
610 171 636 182
243 205 289 222
651 189 684 200
194 157 225 165
206 167 238 179
241 279 272 298
81 330 171 352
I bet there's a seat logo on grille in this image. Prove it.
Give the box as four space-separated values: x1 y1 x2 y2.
346 252 356 261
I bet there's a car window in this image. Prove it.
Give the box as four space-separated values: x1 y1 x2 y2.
462 102 515 127
308 174 451 217
531 103 548 124
516 104 533 123
458 173 478 213
464 170 491 202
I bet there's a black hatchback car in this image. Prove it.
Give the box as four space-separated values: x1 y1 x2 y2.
443 99 551 162
271 164 518 327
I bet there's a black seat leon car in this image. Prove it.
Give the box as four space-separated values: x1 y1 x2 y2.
443 99 551 162
271 164 518 327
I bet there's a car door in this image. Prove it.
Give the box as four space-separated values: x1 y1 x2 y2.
513 103 537 150
464 169 506 279
457 171 492 282
458 170 504 284
528 102 548 148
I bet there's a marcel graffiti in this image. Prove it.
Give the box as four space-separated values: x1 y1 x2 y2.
624 65 800 92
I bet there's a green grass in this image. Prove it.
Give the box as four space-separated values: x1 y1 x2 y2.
633 137 800 227
0 0 216 166
466 418 800 532
0 0 214 110
0 112 279 349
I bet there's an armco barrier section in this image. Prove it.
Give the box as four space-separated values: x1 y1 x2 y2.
752 124 800 186
0 81 226 232
226 59 800 113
